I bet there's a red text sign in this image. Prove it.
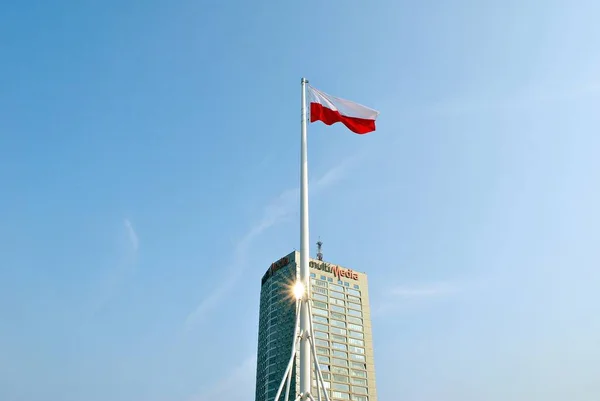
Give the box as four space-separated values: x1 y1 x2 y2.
310 261 358 281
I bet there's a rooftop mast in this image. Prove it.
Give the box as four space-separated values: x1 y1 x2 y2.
316 239 323 261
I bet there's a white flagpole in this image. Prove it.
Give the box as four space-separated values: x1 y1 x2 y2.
299 77 311 400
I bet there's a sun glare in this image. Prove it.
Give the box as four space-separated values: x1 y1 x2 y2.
293 282 305 300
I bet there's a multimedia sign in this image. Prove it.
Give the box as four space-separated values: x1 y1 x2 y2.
310 260 358 281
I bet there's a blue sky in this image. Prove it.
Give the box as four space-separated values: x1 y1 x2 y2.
1 1 599 400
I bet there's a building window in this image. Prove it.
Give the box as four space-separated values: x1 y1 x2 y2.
351 395 368 401
350 369 367 378
329 334 346 343
313 293 328 302
313 315 328 324
313 308 329 317
316 347 330 355
312 278 328 287
315 339 329 347
349 346 365 354
347 288 360 297
347 295 361 303
348 338 364 347
332 391 350 400
331 334 346 343
314 331 329 339
313 286 328 295
333 383 350 392
331 358 348 367
314 323 329 332
330 290 344 299
331 305 345 314
332 350 348 358
330 298 346 306
315 380 331 389
348 309 362 318
351 378 367 386
331 320 346 328
330 283 344 292
331 366 349 375
332 374 349 383
349 331 364 339
332 342 348 351
327 277 333 282
353 284 360 289
317 355 330 364
350 353 366 362
353 386 368 395
347 316 362 325
313 300 328 310
348 302 361 311
319 364 330 372
347 323 363 331
310 273 316 278
331 312 346 321
351 362 366 370
331 327 347 336
313 379 331 389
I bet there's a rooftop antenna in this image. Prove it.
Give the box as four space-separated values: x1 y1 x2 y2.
316 239 323 261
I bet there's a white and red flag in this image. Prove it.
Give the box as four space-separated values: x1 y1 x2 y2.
307 85 379 134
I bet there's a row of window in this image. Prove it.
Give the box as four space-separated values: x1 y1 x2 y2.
313 378 369 391
314 292 362 305
313 320 364 332
313 313 363 327
316 353 367 365
313 298 362 312
316 343 365 355
310 273 361 290
311 289 362 307
310 382 369 397
313 306 363 319
311 277 362 295
319 361 367 371
320 376 367 387
314 337 364 352
314 329 364 342
318 392 367 401
319 365 367 379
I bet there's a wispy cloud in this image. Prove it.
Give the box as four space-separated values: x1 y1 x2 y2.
389 282 460 299
431 79 600 117
186 356 256 401
85 218 141 317
373 275 497 317
183 160 354 332
124 218 139 253
373 280 466 317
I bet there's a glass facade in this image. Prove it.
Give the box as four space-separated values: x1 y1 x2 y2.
255 257 298 401
255 252 377 401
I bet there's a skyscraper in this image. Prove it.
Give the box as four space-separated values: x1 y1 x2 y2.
254 250 377 401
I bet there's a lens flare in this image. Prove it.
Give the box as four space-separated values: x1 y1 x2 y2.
293 282 305 300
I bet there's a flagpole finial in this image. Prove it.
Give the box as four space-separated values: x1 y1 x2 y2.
301 77 309 84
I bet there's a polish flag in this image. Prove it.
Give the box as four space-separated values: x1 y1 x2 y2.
308 86 379 134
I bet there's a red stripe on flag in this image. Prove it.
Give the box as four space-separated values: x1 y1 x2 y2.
310 102 376 135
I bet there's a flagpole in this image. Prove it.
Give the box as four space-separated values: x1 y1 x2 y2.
299 77 311 400
274 79 375 401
